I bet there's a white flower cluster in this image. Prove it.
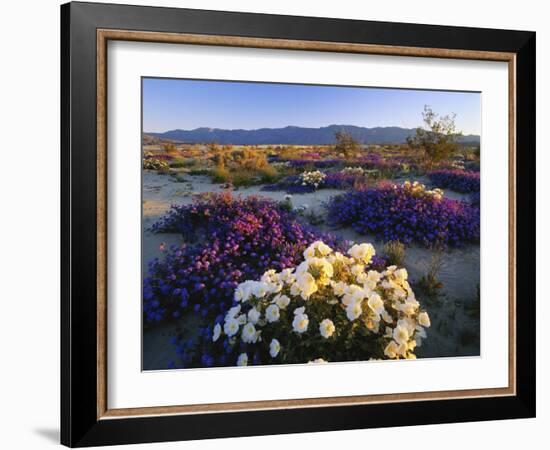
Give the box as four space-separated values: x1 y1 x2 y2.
299 170 326 189
215 240 430 366
340 167 365 176
451 160 465 170
400 180 444 201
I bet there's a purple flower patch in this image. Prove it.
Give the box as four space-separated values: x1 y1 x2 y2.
144 193 343 325
428 169 480 193
325 183 480 247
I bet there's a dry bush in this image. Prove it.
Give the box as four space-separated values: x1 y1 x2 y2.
163 142 180 156
211 166 231 183
278 146 297 160
384 240 406 266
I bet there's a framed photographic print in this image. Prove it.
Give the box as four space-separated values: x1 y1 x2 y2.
61 1 536 447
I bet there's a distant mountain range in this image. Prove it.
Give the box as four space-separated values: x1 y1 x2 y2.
145 125 480 145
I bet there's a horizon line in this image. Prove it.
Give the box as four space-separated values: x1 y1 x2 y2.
144 123 480 136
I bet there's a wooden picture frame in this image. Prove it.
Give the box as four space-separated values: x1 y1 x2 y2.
61 1 535 447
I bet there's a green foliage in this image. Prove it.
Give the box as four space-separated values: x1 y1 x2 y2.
407 105 462 168
384 240 406 266
169 157 187 168
170 157 198 169
231 170 254 187
188 168 211 176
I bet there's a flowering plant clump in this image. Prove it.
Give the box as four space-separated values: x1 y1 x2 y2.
262 175 314 194
299 170 326 189
469 191 480 206
263 170 368 193
326 181 480 247
356 154 415 176
143 157 169 170
323 170 369 190
401 180 444 201
174 241 430 367
263 170 329 193
301 151 322 159
428 169 480 193
451 160 466 170
340 166 365 176
144 193 343 324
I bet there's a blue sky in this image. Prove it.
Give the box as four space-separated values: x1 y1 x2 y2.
143 78 481 135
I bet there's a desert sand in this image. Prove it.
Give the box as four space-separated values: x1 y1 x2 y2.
142 172 480 369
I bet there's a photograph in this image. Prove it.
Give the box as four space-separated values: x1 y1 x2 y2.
54 1 536 446
141 78 482 370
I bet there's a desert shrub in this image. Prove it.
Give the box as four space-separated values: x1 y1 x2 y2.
415 250 445 298
143 157 169 171
326 181 480 247
169 158 186 168
173 241 431 367
230 170 255 187
209 147 279 185
384 240 406 266
407 106 462 168
277 146 297 161
170 157 197 168
257 165 279 183
428 169 480 193
211 166 231 183
144 193 343 325
334 130 360 159
156 165 171 174
163 142 179 155
218 147 271 171
461 148 480 161
188 168 211 176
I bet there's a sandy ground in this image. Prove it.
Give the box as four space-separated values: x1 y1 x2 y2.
142 171 480 369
